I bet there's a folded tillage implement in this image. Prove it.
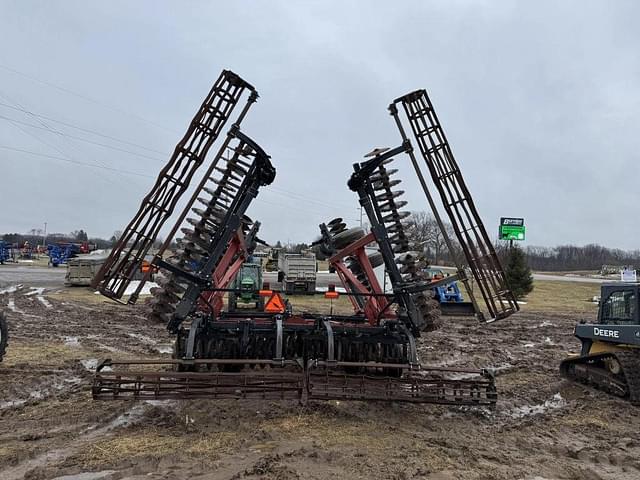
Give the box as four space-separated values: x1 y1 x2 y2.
91 71 517 405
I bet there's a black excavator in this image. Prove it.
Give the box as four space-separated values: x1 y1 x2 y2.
560 282 640 404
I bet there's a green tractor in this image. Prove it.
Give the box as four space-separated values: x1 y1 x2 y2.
228 261 264 311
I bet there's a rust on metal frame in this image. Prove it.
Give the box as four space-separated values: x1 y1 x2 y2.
93 70 257 299
390 90 518 321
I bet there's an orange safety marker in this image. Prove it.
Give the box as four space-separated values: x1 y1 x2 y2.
259 289 273 297
324 291 339 299
264 292 286 313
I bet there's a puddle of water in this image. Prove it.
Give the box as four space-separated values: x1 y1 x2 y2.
51 471 117 480
508 393 566 418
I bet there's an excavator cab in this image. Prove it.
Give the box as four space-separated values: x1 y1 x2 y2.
598 284 638 325
560 283 640 404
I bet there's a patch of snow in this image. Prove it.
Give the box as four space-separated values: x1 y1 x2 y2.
544 337 555 345
81 359 112 372
108 404 148 429
0 399 28 410
523 343 535 348
81 359 98 371
37 296 52 308
51 471 117 480
508 393 566 418
17 259 34 263
538 321 554 328
94 280 158 296
64 336 80 347
25 287 45 296
315 286 347 293
124 280 158 296
127 332 157 344
155 344 173 354
490 362 514 372
0 284 23 294
7 298 23 313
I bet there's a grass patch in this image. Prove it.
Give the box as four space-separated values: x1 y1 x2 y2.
3 341 91 366
284 294 354 316
522 280 600 314
75 429 236 468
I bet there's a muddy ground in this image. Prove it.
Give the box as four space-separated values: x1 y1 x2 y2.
1 283 639 480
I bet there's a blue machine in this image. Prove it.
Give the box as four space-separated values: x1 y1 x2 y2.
0 241 14 264
423 268 464 302
47 243 79 267
423 267 476 316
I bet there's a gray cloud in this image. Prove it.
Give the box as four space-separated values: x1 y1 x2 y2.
0 1 639 249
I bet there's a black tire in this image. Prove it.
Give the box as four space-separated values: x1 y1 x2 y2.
228 293 237 312
332 227 365 249
0 311 7 363
367 251 384 268
420 294 442 332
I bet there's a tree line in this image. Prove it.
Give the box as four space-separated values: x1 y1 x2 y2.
404 212 640 272
522 244 640 271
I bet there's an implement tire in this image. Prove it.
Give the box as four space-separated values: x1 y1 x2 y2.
0 311 8 362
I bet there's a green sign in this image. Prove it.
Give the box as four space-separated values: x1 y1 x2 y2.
499 217 525 241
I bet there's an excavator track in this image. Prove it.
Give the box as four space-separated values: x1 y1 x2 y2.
560 350 640 405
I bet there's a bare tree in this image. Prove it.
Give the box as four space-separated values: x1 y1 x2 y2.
405 211 457 265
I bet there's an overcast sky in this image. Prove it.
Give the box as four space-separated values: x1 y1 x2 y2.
1 1 639 249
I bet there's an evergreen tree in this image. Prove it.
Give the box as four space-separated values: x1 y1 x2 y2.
505 244 534 300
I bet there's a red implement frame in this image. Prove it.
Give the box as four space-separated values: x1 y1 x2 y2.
328 232 391 325
197 231 250 316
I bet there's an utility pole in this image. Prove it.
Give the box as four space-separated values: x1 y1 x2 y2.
42 222 47 249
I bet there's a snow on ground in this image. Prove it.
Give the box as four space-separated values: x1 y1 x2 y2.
0 284 23 294
24 288 45 296
7 298 23 313
315 286 347 293
94 280 158 296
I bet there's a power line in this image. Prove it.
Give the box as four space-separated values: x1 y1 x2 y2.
0 63 178 134
0 113 165 162
268 186 355 211
0 101 167 155
0 145 153 179
0 90 140 188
